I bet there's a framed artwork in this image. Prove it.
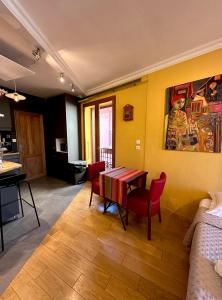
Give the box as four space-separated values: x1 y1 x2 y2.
123 104 134 121
164 74 222 152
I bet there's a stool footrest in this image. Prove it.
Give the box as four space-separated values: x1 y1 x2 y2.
21 198 35 209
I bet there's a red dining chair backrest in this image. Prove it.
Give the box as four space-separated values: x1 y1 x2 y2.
88 161 105 181
149 172 166 216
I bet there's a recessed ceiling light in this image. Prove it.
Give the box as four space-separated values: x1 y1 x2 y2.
59 72 65 83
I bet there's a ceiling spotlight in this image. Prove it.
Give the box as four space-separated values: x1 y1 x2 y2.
59 72 65 83
71 84 75 93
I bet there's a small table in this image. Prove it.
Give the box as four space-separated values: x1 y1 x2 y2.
100 167 148 229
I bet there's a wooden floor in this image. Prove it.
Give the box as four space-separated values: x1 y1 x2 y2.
0 182 190 300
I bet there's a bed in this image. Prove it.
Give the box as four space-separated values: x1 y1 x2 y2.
184 207 222 300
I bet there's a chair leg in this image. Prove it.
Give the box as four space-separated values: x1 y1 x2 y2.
89 188 93 207
103 200 113 214
103 198 107 214
125 208 128 225
0 191 4 251
25 181 40 227
147 215 151 240
147 203 152 240
158 209 162 223
117 204 126 231
17 183 24 217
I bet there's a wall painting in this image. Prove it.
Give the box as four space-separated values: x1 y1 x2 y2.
165 74 222 152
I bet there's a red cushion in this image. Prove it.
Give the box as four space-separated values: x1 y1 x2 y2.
127 188 160 217
127 188 149 217
88 161 105 181
92 177 100 195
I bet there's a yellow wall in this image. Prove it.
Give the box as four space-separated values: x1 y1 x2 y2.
84 106 92 164
145 49 222 220
81 48 222 220
81 82 148 170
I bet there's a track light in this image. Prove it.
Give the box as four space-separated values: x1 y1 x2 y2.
59 72 65 83
32 47 41 62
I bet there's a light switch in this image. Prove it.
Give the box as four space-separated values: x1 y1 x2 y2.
136 139 141 145
136 145 141 150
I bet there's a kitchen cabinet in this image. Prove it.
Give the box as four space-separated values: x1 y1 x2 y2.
44 94 81 182
0 159 21 222
0 98 12 131
1 184 19 223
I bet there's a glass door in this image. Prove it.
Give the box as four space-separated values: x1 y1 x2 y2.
99 103 113 168
84 105 95 165
83 97 115 168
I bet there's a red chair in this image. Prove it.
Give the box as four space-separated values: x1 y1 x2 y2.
88 161 105 206
126 172 166 240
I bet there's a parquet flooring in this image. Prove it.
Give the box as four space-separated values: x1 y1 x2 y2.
0 182 190 300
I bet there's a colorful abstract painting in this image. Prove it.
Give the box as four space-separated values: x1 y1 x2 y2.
165 74 222 152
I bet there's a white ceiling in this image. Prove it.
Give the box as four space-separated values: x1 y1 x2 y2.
1 0 222 97
0 2 80 98
0 54 34 81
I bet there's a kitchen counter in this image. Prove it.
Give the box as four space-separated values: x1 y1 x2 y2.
0 161 22 174
3 152 20 156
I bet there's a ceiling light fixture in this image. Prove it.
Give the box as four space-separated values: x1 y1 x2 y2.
59 72 65 83
0 89 7 117
0 88 7 97
71 83 75 93
5 80 26 102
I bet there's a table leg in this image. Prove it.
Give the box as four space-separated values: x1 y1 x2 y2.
103 198 107 214
117 204 126 231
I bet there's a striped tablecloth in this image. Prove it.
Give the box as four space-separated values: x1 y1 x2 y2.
100 167 147 206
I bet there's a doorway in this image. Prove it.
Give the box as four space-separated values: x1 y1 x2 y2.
83 96 116 168
15 111 46 179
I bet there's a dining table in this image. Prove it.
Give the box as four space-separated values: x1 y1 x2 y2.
99 166 148 229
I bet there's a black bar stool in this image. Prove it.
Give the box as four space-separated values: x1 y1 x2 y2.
0 173 40 251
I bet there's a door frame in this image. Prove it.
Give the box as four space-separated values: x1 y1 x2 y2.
82 96 116 167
